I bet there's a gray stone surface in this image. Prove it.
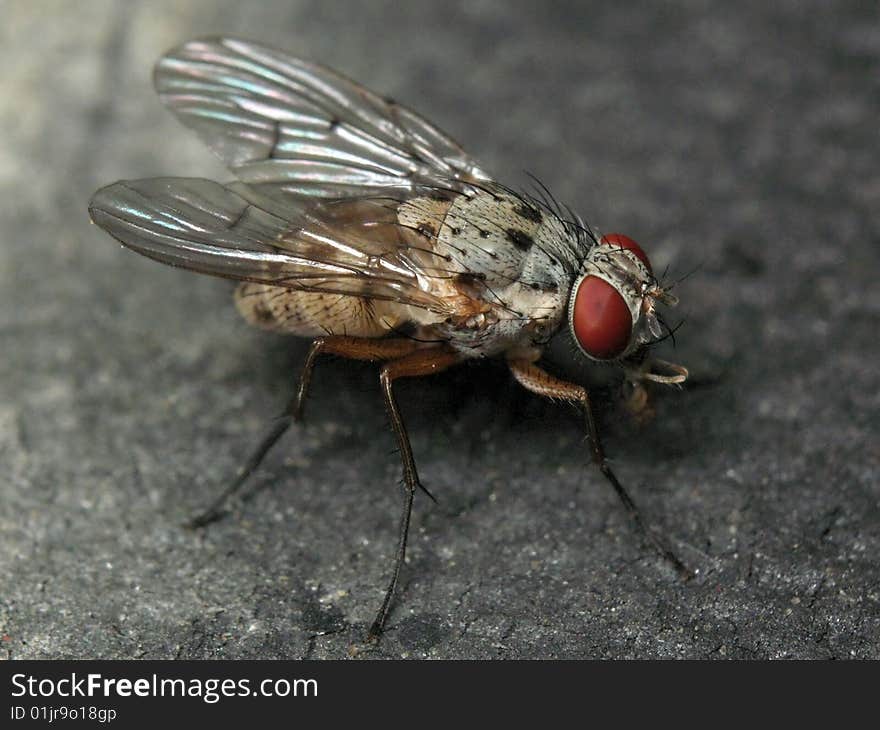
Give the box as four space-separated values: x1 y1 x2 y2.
1 0 878 659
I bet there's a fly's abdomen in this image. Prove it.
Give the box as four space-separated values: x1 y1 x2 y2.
234 283 393 338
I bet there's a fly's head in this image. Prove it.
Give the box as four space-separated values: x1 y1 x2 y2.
566 233 687 385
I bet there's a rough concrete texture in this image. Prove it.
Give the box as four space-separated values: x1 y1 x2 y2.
1 0 878 659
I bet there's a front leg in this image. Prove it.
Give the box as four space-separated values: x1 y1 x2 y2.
507 359 690 578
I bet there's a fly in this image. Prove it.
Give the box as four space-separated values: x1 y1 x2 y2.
89 37 690 641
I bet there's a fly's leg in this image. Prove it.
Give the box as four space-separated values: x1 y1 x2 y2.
186 336 422 528
507 359 691 579
369 346 460 640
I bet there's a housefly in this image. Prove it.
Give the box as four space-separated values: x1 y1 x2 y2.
89 38 690 640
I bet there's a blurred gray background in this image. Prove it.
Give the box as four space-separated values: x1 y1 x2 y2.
1 0 877 659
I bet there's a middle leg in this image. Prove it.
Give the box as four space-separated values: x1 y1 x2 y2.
369 345 461 639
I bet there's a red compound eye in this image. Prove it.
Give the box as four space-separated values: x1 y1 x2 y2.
599 233 652 273
572 276 633 360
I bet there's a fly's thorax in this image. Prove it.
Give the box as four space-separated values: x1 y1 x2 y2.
506 278 570 345
409 188 579 285
397 189 579 356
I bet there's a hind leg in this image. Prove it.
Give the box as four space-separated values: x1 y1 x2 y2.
187 336 423 528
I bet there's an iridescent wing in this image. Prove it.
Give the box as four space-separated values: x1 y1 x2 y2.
153 37 492 199
89 177 459 314
89 38 505 314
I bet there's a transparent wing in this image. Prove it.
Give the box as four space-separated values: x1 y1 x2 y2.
153 37 492 200
88 177 458 314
